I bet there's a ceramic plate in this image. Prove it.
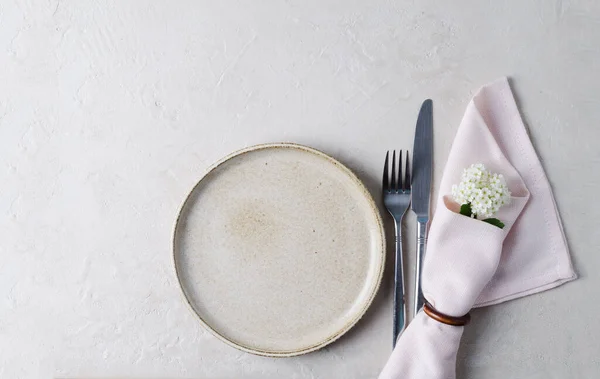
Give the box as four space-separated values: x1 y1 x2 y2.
173 143 385 357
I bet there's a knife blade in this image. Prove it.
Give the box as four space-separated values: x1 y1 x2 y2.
411 99 433 317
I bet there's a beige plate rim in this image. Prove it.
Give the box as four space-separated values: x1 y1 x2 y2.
172 142 385 357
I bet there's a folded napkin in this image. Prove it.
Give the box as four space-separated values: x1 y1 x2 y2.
379 78 576 379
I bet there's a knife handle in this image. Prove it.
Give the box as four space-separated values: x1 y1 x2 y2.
392 220 407 347
414 220 428 317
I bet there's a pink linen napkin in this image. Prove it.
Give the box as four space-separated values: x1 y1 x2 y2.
379 77 576 379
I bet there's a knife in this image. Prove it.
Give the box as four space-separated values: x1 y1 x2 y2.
411 99 433 317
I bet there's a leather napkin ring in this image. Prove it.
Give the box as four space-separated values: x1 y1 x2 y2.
423 302 471 326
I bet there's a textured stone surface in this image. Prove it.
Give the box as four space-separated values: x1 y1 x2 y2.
0 0 598 378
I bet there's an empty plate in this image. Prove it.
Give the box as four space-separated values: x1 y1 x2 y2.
173 143 385 356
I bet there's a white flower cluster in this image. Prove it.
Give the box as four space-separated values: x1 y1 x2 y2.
451 163 511 218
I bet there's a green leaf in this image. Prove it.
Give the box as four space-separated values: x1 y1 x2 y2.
482 218 505 229
459 203 473 217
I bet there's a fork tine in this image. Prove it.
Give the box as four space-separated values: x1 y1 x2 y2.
404 151 411 191
391 150 397 192
383 151 390 191
399 150 403 191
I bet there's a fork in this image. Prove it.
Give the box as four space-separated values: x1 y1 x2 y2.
382 150 411 347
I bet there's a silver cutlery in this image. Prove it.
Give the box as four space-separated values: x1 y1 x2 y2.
382 150 411 347
411 99 433 317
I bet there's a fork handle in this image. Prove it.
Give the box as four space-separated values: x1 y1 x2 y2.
392 220 406 347
414 219 429 317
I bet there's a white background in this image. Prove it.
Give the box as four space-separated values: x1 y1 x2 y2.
1 1 599 378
